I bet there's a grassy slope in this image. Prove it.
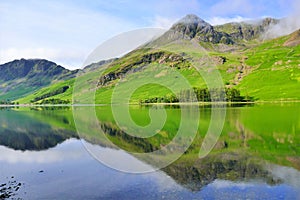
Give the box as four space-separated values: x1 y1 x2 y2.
16 34 300 104
237 36 300 101
17 79 75 104
0 59 77 101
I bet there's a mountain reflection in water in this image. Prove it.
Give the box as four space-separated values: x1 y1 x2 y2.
0 104 299 199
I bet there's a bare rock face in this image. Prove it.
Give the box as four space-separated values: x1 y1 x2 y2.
214 18 279 41
283 29 300 47
98 52 187 86
155 14 234 45
170 14 214 39
150 14 280 48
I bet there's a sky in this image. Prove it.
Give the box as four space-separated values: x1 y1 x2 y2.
0 0 298 69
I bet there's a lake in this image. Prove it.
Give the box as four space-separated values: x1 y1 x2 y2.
0 103 299 199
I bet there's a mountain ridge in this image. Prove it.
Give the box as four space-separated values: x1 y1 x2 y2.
0 58 77 100
152 14 280 47
1 14 300 103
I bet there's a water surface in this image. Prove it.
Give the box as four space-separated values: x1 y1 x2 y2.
0 104 299 199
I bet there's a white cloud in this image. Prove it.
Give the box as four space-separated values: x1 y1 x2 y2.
208 16 251 25
263 14 300 40
150 16 179 28
263 1 300 39
0 0 297 69
210 0 258 17
0 48 86 70
84 28 166 66
0 1 137 69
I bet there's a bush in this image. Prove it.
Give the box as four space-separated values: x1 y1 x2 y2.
139 87 253 104
39 98 71 105
31 85 70 103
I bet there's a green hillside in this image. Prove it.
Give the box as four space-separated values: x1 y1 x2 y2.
9 15 300 104
237 34 300 101
96 32 300 103
17 34 299 104
0 59 78 101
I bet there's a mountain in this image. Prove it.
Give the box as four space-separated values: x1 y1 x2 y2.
159 14 234 44
4 14 300 104
152 14 279 47
92 16 300 103
0 59 78 100
283 29 300 47
214 17 279 41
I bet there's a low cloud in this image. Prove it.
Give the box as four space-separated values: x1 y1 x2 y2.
263 14 300 40
262 0 300 39
150 16 179 28
208 16 251 25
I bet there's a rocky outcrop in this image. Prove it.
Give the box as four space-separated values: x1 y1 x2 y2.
215 18 279 41
158 14 234 45
98 51 187 86
283 29 300 47
153 14 279 47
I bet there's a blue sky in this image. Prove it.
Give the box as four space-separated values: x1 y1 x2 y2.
0 0 298 69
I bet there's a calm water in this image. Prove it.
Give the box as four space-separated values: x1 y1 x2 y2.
0 104 299 199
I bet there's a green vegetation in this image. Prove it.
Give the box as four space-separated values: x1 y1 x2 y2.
74 103 299 171
0 100 18 105
0 108 77 150
2 14 299 192
30 85 70 103
3 103 300 168
0 59 77 101
37 98 71 104
14 31 300 104
236 36 300 101
3 16 298 104
17 79 74 104
140 87 253 103
3 103 300 190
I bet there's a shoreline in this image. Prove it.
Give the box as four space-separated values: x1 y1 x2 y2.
1 100 300 107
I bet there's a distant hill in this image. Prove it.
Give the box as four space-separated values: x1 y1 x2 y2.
0 59 78 100
2 14 300 104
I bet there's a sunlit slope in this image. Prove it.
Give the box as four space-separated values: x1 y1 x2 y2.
237 33 300 101
96 31 300 103
16 30 300 104
0 59 78 101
